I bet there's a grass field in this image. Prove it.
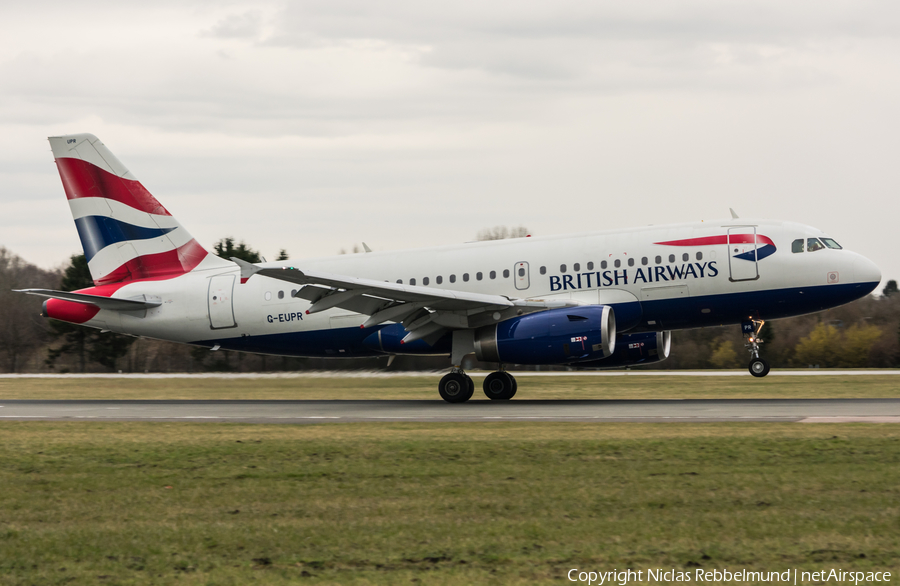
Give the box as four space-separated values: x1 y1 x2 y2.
1 421 899 585
1 372 899 400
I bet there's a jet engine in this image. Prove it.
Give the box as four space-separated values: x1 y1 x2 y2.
474 305 616 365
572 331 671 369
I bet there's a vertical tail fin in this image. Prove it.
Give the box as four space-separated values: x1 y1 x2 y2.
49 134 230 285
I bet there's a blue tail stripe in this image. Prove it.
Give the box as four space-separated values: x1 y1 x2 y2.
74 216 177 261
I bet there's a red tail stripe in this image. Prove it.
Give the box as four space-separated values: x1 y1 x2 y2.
654 235 775 247
55 157 172 216
94 239 208 286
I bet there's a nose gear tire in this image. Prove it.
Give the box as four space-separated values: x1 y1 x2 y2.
749 358 770 378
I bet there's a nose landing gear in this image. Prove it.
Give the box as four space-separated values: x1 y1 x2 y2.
743 318 770 377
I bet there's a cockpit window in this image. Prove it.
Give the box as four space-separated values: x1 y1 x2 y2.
821 238 842 250
807 238 825 252
792 239 804 253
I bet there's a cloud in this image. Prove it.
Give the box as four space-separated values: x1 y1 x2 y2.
204 11 264 40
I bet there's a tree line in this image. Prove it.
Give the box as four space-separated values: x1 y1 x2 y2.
1 234 897 373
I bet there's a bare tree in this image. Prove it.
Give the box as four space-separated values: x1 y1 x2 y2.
476 226 529 241
0 248 59 372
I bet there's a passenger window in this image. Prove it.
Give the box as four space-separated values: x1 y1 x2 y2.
574 263 580 271
822 238 842 250
641 257 648 266
627 258 634 267
410 278 416 286
463 273 469 282
436 276 442 284
489 270 496 279
669 254 675 263
278 291 284 299
614 259 621 268
423 277 429 285
449 275 456 283
476 272 483 281
601 261 608 269
655 256 661 264
807 238 825 252
682 253 689 262
792 239 804 253
503 269 509 278
696 252 702 261
291 289 297 297
587 262 594 270
397 279 403 284
540 266 546 275
265 291 272 301
560 264 567 273
518 268 525 277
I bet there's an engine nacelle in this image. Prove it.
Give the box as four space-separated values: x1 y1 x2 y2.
572 331 671 369
474 305 616 365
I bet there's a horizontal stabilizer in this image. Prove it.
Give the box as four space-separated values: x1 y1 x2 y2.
14 289 162 311
231 257 261 283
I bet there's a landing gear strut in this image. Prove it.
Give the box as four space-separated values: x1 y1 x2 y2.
438 368 474 403
743 318 770 378
483 369 517 400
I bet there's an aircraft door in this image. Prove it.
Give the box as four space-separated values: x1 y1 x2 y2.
727 226 759 282
514 261 530 290
208 275 236 329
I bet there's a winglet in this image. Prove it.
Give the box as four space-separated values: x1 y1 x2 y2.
729 208 739 219
362 242 372 253
231 257 261 284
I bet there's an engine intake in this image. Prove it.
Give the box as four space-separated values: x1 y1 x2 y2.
474 305 616 365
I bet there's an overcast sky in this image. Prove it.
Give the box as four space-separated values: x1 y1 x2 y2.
1 1 896 288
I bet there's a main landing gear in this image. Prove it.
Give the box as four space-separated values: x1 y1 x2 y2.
482 370 517 401
438 367 518 403
744 317 770 378
438 368 474 403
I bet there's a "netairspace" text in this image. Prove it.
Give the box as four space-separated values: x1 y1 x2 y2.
567 568 892 585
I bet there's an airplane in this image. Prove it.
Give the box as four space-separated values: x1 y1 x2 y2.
17 134 882 402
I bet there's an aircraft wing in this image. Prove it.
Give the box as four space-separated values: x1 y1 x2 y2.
232 258 576 345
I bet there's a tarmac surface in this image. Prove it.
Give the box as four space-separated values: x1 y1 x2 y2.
2 398 899 423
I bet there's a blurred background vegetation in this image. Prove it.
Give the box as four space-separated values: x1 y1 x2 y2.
1 231 896 373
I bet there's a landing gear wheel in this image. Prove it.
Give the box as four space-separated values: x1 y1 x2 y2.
439 372 474 403
483 371 517 400
749 358 770 378
505 372 518 397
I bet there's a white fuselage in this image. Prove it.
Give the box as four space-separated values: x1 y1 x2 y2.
80 218 880 358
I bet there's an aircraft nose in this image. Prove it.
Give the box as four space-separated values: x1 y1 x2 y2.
860 256 881 284
853 254 881 293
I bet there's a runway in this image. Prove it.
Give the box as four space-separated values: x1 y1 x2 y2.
2 398 899 423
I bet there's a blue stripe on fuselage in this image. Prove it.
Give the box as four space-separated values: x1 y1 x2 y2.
74 216 177 261
734 244 776 262
635 280 879 331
